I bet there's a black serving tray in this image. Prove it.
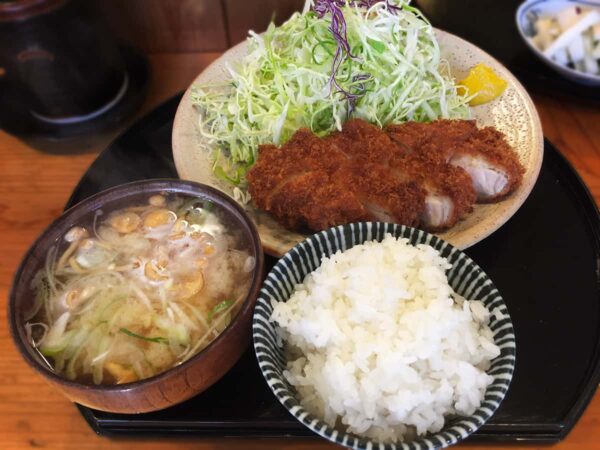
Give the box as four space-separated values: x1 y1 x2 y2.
413 0 600 101
69 95 600 443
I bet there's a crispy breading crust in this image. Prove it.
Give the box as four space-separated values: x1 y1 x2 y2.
386 119 478 158
247 121 427 232
339 119 475 228
386 120 525 202
338 161 426 227
267 172 367 231
246 130 348 211
246 119 522 233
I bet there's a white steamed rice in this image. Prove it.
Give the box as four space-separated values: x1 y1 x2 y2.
270 234 501 443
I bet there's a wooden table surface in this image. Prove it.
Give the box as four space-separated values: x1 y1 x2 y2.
1 53 599 450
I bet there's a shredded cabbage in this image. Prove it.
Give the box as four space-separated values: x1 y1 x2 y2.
191 0 470 189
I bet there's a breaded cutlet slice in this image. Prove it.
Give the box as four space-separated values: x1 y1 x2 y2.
326 119 400 165
449 127 525 203
324 119 475 230
252 159 426 232
334 161 426 226
247 130 348 210
386 119 478 158
248 124 427 232
389 154 476 231
337 119 476 230
386 120 525 202
267 171 367 231
248 129 365 231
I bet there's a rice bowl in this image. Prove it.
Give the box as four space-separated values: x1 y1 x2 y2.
253 223 515 449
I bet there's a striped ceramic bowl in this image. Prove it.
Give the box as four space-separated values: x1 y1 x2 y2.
252 222 515 449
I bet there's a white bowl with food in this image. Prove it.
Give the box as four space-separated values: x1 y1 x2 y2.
173 0 543 256
253 222 515 449
517 0 600 86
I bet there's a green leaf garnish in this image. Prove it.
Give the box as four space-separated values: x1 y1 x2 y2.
367 38 385 53
208 300 234 322
119 328 169 345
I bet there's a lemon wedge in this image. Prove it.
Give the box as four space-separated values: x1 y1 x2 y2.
459 64 508 106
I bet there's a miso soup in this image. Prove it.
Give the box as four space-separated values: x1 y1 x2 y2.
25 193 255 384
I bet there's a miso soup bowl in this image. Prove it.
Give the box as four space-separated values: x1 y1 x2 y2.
8 179 264 413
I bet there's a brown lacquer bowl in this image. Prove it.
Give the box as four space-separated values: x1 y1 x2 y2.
8 179 264 413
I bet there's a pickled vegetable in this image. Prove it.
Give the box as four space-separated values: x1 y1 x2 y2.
459 64 507 106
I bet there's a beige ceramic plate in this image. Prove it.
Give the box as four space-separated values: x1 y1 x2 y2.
173 29 544 257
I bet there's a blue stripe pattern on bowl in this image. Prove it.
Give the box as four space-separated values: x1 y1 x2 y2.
253 223 516 449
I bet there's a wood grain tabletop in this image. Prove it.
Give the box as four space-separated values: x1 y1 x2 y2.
0 53 599 450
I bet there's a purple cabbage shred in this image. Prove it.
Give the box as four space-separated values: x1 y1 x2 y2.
311 0 400 113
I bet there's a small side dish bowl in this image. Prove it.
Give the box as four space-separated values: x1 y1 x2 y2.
516 0 600 86
9 179 264 413
253 223 515 449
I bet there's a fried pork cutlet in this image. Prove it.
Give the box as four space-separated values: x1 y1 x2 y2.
266 171 367 231
386 119 477 157
335 161 426 226
246 127 425 232
388 155 476 231
247 118 523 234
386 120 524 202
449 127 525 202
326 119 476 230
327 118 399 165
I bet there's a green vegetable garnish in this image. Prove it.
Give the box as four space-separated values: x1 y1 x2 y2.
178 199 215 224
192 0 470 189
208 300 234 322
119 328 169 345
367 38 386 54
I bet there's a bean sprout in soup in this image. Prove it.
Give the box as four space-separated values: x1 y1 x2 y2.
25 193 255 385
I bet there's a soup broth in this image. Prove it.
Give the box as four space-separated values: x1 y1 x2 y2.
25 193 254 385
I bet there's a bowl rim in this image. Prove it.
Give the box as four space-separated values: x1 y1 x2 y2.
252 222 516 449
516 0 600 83
8 178 265 392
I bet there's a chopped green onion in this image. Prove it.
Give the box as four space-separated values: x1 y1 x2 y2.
203 200 214 212
208 300 234 322
119 328 169 345
178 199 216 224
